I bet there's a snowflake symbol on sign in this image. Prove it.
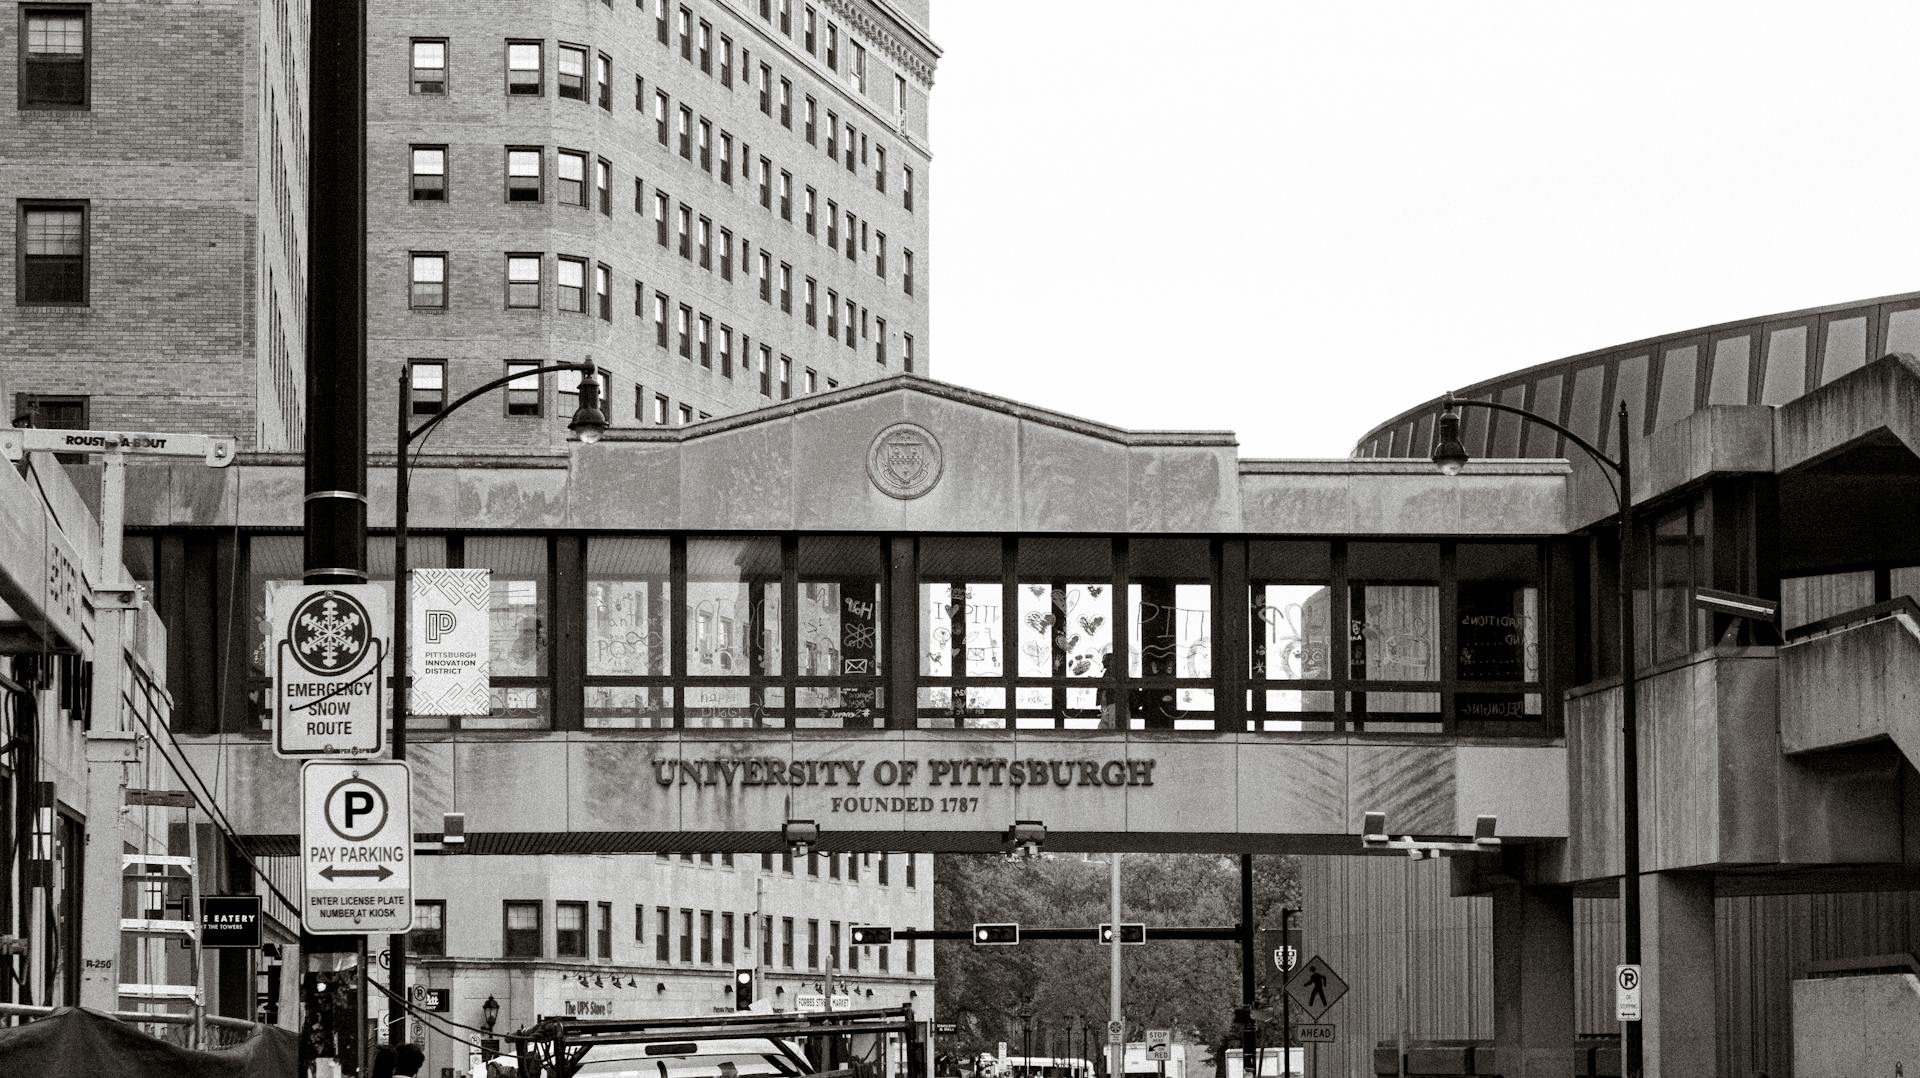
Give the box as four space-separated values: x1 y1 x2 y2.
289 591 372 676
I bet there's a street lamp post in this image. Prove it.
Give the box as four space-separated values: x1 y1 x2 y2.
1012 1001 1036 1078
386 360 606 1041
1431 394 1640 1078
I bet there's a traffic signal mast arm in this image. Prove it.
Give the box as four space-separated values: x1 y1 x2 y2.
883 925 1239 942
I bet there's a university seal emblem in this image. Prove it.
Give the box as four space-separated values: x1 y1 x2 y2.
866 422 943 499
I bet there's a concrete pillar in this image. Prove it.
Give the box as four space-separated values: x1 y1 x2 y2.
1491 882 1574 1078
1641 871 1717 1078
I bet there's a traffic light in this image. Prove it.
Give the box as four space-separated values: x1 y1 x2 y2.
972 922 1019 946
850 925 894 946
1099 923 1146 945
734 968 756 1010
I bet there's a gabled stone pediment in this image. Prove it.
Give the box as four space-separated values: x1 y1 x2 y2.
572 375 1244 534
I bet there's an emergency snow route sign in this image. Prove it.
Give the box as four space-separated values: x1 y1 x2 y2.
271 584 389 758
301 760 413 935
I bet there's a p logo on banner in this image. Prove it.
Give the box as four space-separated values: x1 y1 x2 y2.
409 569 492 715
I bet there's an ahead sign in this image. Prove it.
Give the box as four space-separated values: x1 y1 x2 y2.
301 760 413 934
272 584 389 758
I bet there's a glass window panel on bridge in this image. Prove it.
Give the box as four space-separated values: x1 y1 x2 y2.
1126 538 1212 730
684 536 782 727
586 536 674 728
1249 541 1336 732
469 536 549 729
1348 542 1442 732
793 536 885 729
918 537 1007 728
1453 543 1544 732
1016 537 1115 730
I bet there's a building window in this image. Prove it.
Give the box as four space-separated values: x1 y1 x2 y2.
757 63 771 114
781 917 795 967
504 901 542 958
414 900 447 956
876 317 887 365
677 304 692 357
876 232 886 278
678 105 693 159
759 345 773 396
698 315 713 367
778 263 792 313
852 43 868 93
505 362 541 416
679 909 694 962
653 394 668 425
506 255 541 308
507 147 543 202
719 325 734 376
596 263 611 321
556 901 588 958
507 41 543 95
17 201 87 306
13 393 86 432
804 278 817 325
410 146 447 201
826 24 838 70
654 192 669 246
654 905 670 958
699 910 714 963
597 902 613 959
826 201 838 247
557 256 586 313
555 44 586 100
677 204 691 258
904 166 914 211
653 292 668 348
843 299 856 346
876 147 887 191
698 21 712 73
595 52 612 109
557 150 586 206
408 252 446 309
805 97 817 144
19 6 87 109
678 403 692 426
826 112 838 160
906 854 917 887
778 0 792 34
906 938 917 972
720 34 734 86
597 157 612 214
904 250 915 295
757 252 772 302
698 119 713 172
804 6 817 52
878 854 890 886
655 91 670 146
827 290 838 337
408 360 446 415
895 73 908 115
779 356 792 399
719 227 733 279
804 368 817 394
656 0 669 44
411 38 447 95
758 156 772 208
807 919 820 969
678 6 692 60
697 217 712 269
779 78 792 128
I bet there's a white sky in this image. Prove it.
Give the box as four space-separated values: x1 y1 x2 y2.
927 1 1920 458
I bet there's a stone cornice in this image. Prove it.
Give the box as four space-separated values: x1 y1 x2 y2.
823 0 941 85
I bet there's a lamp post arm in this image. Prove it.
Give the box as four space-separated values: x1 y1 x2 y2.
403 361 596 449
1442 394 1622 483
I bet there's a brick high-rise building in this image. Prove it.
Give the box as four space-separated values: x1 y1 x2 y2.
373 0 938 449
0 0 309 450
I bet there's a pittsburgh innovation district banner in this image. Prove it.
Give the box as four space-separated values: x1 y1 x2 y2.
408 568 490 715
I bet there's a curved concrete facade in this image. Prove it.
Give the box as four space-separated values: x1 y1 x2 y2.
1353 289 1920 462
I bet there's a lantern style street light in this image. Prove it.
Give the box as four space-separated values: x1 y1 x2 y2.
1431 392 1641 1077
386 361 606 1039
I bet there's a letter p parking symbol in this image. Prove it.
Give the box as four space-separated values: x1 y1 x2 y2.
423 609 457 644
325 778 389 842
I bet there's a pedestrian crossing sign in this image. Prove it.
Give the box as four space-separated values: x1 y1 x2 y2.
1283 955 1349 1021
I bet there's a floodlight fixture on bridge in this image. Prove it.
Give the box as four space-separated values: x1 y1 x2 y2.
1361 811 1500 859
783 819 820 858
441 812 466 851
1006 820 1046 860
